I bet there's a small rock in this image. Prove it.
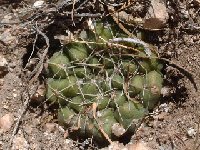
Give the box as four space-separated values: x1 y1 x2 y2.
9 62 16 69
0 55 8 77
0 29 18 46
12 89 18 98
3 104 9 110
127 141 151 150
63 130 69 138
31 84 46 103
1 14 20 24
0 78 4 87
111 123 125 137
153 112 167 121
44 123 56 133
107 141 126 150
33 1 45 8
12 136 29 150
24 125 33 134
161 86 171 97
65 139 73 145
13 93 18 98
0 113 14 132
1 15 12 23
0 141 3 147
159 103 169 113
187 127 196 137
144 0 168 29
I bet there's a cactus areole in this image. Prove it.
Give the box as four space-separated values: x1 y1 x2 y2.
46 21 164 143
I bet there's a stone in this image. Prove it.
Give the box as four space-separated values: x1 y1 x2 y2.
0 113 14 132
144 0 169 29
0 55 8 77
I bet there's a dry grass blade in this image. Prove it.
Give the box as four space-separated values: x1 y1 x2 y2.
92 103 113 144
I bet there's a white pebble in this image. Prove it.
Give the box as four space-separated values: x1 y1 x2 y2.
187 127 196 137
33 1 45 8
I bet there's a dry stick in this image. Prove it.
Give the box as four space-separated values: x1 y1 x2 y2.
9 24 50 148
74 13 102 17
71 0 76 24
92 103 113 144
24 33 38 70
8 88 31 149
111 14 135 37
67 39 142 54
30 24 49 83
193 100 200 150
160 57 198 91
107 1 137 38
109 37 152 56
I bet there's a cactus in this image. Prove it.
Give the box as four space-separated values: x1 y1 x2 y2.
122 61 137 75
46 20 164 143
48 52 70 78
109 91 127 108
114 101 146 129
140 70 163 109
111 74 124 90
65 43 88 61
129 75 144 96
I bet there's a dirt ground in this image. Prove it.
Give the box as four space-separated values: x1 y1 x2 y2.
0 0 200 150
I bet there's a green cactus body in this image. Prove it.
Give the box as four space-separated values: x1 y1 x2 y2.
109 91 127 108
122 61 137 75
72 115 88 136
111 74 124 90
85 22 113 50
129 75 144 96
66 43 88 61
68 96 84 112
87 58 102 74
119 101 146 119
69 67 91 78
139 89 160 110
93 109 117 140
149 53 163 71
58 106 75 126
82 82 99 98
96 96 110 110
138 60 152 73
138 52 163 73
102 57 114 69
146 70 163 91
100 80 111 92
48 52 70 78
98 108 114 118
47 76 79 98
88 57 100 64
115 101 146 129
46 87 67 105
102 69 114 77
47 19 164 142
95 22 113 42
95 116 117 140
